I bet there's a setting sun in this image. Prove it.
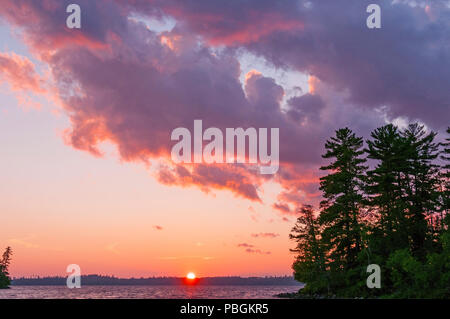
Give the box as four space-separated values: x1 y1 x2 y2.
186 272 196 280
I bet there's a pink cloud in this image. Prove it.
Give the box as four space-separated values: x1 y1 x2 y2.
237 243 271 254
273 202 292 214
245 248 271 255
0 1 347 208
1 0 446 215
237 243 254 248
251 233 280 238
157 164 262 202
0 52 46 93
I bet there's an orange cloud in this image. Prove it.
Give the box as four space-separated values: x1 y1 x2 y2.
308 75 319 94
0 52 46 93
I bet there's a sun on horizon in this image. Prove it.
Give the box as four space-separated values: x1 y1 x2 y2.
186 272 196 280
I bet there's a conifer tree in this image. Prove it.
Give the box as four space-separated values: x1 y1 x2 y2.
290 205 326 294
318 128 367 287
442 127 450 228
290 124 450 298
365 124 410 258
401 124 440 258
0 247 12 273
0 247 12 289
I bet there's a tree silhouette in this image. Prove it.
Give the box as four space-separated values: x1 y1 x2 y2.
441 127 450 227
0 247 12 289
290 123 450 298
318 128 367 295
290 205 326 294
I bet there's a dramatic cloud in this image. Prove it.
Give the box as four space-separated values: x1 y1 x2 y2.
0 0 448 211
286 93 325 125
157 164 262 201
148 0 450 128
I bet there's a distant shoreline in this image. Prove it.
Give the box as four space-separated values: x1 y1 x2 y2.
11 275 303 286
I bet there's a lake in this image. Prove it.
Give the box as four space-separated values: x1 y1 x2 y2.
0 285 302 299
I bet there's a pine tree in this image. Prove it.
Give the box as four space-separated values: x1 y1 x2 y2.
0 247 12 289
365 124 410 258
401 123 440 258
290 205 327 295
0 247 12 273
289 124 450 298
442 127 450 228
318 128 367 292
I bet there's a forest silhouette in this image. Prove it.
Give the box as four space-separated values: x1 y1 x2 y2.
290 124 449 298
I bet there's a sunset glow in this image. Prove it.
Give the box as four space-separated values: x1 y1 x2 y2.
0 0 448 283
186 272 196 280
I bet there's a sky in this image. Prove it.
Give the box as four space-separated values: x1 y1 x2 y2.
0 0 449 278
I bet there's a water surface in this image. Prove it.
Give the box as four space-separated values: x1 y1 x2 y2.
0 285 302 299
